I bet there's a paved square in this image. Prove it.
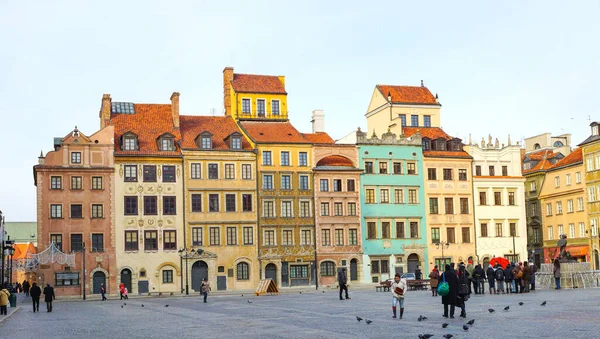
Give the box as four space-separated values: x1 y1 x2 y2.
2 287 599 338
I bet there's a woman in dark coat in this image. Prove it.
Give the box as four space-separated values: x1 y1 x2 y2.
441 264 458 318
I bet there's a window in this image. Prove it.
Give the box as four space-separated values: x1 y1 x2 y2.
320 179 329 192
348 202 356 216
71 152 81 164
243 227 253 245
424 115 431 127
576 172 582 184
460 198 469 214
480 223 488 237
394 189 404 204
124 165 137 182
229 135 242 150
531 202 538 216
192 227 203 246
495 223 503 237
300 201 310 217
578 197 584 211
123 136 137 150
161 138 175 151
71 176 82 190
349 229 358 245
444 198 454 214
299 175 310 190
55 272 79 286
271 100 280 115
263 151 272 166
447 227 456 243
393 162 402 174
321 229 331 246
366 189 375 204
280 229 293 246
91 176 103 190
144 196 157 215
382 222 390 239
281 175 291 190
475 166 481 176
124 196 138 215
209 194 219 212
427 168 437 180
371 260 380 274
367 222 377 239
162 270 173 283
225 194 236 212
299 152 307 166
281 201 292 217
534 228 541 243
301 229 313 246
199 136 211 149
586 157 592 171
333 179 342 192
208 164 218 179
320 202 330 216
555 176 560 188
431 228 440 243
226 227 237 245
125 231 138 251
191 163 202 179
396 222 405 238
422 140 430 151
408 189 418 204
589 186 597 202
242 98 251 114
144 231 158 251
411 115 418 126
494 191 502 205
191 194 202 212
365 161 373 174
71 234 83 252
242 164 252 180
91 233 104 252
508 192 515 206
502 166 508 176
347 179 355 192
566 174 572 186
429 198 439 214
281 151 290 166
70 204 83 219
380 189 390 203
568 223 575 239
546 203 553 216
510 223 517 237
209 227 220 246
399 114 406 126
379 162 388 174
50 176 62 189
237 262 249 280
580 223 586 238
264 230 275 246
242 194 252 212
567 199 574 213
143 165 157 182
257 99 266 116
479 191 487 205
162 196 176 215
530 181 537 191
462 227 470 243
557 201 563 214
162 165 175 182
263 174 273 190
592 219 598 236
50 204 62 218
263 201 275 217
558 224 564 236
407 163 416 175
50 234 62 251
443 169 453 180
335 229 344 245
458 169 467 181
320 261 335 276
489 166 495 176
410 222 418 238
332 202 343 216
92 204 103 218
225 164 235 179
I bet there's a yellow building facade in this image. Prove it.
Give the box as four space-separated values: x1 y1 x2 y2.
579 122 600 267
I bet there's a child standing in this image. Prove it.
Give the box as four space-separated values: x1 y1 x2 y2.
123 287 129 300
390 274 407 319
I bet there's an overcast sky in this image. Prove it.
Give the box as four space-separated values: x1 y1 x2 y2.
1 1 598 221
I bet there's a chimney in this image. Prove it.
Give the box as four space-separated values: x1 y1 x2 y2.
99 94 111 128
278 75 286 89
311 110 325 133
223 67 234 116
170 92 180 129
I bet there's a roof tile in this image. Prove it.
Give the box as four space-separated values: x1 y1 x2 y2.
240 121 309 144
403 127 452 140
549 148 583 170
303 132 334 144
180 115 253 150
377 85 438 105
231 73 286 94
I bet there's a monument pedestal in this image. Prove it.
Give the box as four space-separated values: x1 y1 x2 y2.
535 262 600 289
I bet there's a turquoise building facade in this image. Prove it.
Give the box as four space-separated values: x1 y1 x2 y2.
357 129 429 283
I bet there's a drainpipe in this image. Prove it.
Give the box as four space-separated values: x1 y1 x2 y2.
177 143 187 292
470 159 479 264
254 148 262 280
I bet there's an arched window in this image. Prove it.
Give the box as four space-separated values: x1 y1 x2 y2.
236 262 249 280
553 141 564 147
534 143 541 150
320 261 336 276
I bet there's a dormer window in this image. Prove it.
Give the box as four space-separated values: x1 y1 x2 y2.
202 135 212 149
437 140 446 151
422 140 430 151
121 132 138 151
231 136 242 149
157 133 175 151
453 142 461 151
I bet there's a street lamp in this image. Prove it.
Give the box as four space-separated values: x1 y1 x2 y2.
7 246 15 285
435 241 450 267
178 248 203 295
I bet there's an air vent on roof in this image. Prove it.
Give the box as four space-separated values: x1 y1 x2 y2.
288 133 292 136
111 102 135 114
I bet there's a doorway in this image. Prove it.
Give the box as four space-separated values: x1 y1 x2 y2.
120 269 132 294
191 261 208 292
407 254 419 274
265 263 277 284
595 250 599 270
350 259 358 281
92 271 106 294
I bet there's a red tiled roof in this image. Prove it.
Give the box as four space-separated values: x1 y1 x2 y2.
403 127 452 140
112 104 181 156
549 148 583 170
316 155 354 167
239 121 309 144
424 150 472 158
180 115 253 151
377 85 438 105
303 132 334 144
231 73 286 94
522 149 561 174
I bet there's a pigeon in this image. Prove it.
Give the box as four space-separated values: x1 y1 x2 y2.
463 324 469 331
418 315 428 321
141 304 144 307
356 316 363 322
488 308 495 313
541 301 547 306
504 306 510 311
365 320 372 325
121 305 123 308
247 300 252 303
443 335 454 339
467 319 475 325
518 302 524 306
442 323 449 328
165 305 169 307
322 291 325 293
418 335 434 339
241 294 244 297
124 303 126 306
299 292 302 294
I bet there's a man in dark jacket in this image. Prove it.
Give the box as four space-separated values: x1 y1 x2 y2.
338 268 350 300
30 282 42 312
472 264 485 294
43 283 55 312
23 280 30 297
503 265 514 294
529 261 537 291
441 264 458 318
486 265 496 294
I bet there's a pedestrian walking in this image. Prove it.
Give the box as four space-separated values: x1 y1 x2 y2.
486 264 496 294
429 265 440 297
338 268 350 300
457 264 470 318
466 260 474 294
119 283 125 300
503 264 514 294
494 264 505 294
529 261 537 291
0 287 10 315
522 261 531 292
472 264 484 294
201 278 210 303
30 282 41 313
100 283 107 301
43 283 55 312
553 259 561 290
441 264 458 319
123 287 129 300
23 280 30 297
390 273 407 319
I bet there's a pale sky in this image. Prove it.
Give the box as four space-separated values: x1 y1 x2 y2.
1 1 598 221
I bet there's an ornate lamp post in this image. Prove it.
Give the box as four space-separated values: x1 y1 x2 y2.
435 241 450 267
178 248 204 295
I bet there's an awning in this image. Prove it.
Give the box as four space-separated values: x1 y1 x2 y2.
567 246 589 257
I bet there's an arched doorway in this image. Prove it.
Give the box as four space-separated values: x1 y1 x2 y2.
120 269 132 293
407 254 419 274
191 261 208 292
350 259 358 281
92 271 106 294
595 250 599 270
265 263 277 283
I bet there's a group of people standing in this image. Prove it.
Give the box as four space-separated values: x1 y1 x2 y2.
429 264 471 318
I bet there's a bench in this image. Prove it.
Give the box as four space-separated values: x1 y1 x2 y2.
407 279 430 291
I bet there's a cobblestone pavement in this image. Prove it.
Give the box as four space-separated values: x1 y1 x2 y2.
2 287 600 338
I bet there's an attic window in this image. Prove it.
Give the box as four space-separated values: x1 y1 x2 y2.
231 136 242 150
453 142 461 151
523 163 531 170
122 133 138 151
553 141 564 147
534 143 541 150
160 137 175 151
422 140 430 151
201 134 212 149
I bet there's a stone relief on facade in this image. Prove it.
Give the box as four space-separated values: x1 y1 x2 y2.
260 246 315 259
158 219 163 227
119 164 123 177
356 127 422 146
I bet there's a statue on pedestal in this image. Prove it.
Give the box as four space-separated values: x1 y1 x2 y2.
556 234 574 262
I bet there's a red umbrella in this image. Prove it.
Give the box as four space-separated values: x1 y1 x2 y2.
489 257 510 269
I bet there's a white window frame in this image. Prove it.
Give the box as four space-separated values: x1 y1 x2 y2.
271 99 280 116
262 200 276 218
548 226 553 240
554 176 560 188
190 163 202 179
256 98 266 116
281 200 293 218
576 171 582 184
567 199 574 213
566 174 572 186
578 197 584 211
241 98 252 114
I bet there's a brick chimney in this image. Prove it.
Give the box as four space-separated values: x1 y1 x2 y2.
99 94 111 128
311 110 325 133
170 92 180 128
223 67 234 116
